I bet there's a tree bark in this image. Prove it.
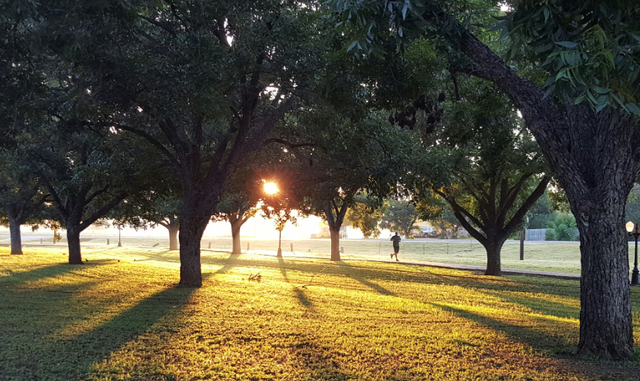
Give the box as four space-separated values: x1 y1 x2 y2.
451 30 640 359
66 229 83 264
8 215 23 255
569 179 634 359
329 226 341 261
482 236 507 276
178 198 211 287
229 216 243 255
168 225 179 251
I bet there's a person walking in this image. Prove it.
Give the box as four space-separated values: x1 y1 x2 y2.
390 232 401 261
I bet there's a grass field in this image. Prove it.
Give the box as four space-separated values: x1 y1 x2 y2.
1 246 640 380
0 230 590 274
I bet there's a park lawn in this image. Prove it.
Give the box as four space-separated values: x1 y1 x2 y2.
1 230 589 274
1 247 640 381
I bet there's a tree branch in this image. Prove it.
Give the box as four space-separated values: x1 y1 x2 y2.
504 175 551 233
78 193 128 231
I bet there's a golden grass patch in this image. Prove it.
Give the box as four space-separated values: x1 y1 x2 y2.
1 247 639 380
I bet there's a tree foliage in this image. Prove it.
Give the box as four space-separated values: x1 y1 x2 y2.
346 195 385 238
379 199 419 238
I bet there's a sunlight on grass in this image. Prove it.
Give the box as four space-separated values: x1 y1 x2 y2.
1 247 639 380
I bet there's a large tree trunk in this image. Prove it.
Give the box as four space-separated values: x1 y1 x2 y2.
178 198 211 287
230 217 243 255
168 225 179 251
455 32 640 359
575 200 633 359
8 215 23 255
482 236 507 276
567 177 635 359
329 226 341 261
67 229 83 264
535 116 636 360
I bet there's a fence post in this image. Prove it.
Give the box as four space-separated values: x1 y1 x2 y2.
247 242 250 251
520 230 525 260
290 243 294 252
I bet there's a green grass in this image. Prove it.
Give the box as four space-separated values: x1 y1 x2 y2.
2 246 640 380
0 230 590 274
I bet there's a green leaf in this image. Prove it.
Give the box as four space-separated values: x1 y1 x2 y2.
626 103 640 116
592 86 610 94
555 41 578 49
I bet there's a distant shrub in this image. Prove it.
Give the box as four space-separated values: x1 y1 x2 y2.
545 213 579 241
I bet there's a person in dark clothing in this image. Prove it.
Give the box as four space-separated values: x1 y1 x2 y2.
390 232 401 261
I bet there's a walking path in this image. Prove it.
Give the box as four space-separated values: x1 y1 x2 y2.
204 249 582 281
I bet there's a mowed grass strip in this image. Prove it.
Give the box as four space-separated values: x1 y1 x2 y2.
1 247 640 381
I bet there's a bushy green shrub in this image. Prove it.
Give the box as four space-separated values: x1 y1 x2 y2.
545 213 578 241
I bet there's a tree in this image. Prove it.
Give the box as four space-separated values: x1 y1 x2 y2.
413 80 550 275
0 150 48 254
212 169 263 255
526 190 557 229
260 186 298 257
26 121 150 264
416 194 461 239
273 107 417 260
40 0 331 286
380 199 419 238
346 195 385 238
112 192 182 251
336 0 640 359
0 1 53 254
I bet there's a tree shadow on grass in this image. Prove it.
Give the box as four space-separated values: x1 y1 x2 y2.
210 253 241 275
482 289 580 320
50 283 201 381
1 262 207 381
278 256 314 309
335 261 395 296
0 260 115 286
429 302 576 355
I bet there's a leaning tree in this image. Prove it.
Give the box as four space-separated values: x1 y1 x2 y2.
336 0 640 359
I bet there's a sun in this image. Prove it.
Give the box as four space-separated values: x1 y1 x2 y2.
263 181 279 195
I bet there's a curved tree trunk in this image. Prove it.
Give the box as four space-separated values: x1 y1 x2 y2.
67 229 83 264
329 226 341 261
435 18 639 359
168 226 179 251
8 215 23 255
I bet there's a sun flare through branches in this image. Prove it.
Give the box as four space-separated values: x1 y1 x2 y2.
263 180 279 195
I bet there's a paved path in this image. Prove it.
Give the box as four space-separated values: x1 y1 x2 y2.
203 249 582 281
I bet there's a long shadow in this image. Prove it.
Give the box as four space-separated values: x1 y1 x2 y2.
11 280 205 381
1 258 209 381
0 260 115 286
211 254 241 275
278 256 314 309
483 289 580 320
430 302 576 354
335 261 395 296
